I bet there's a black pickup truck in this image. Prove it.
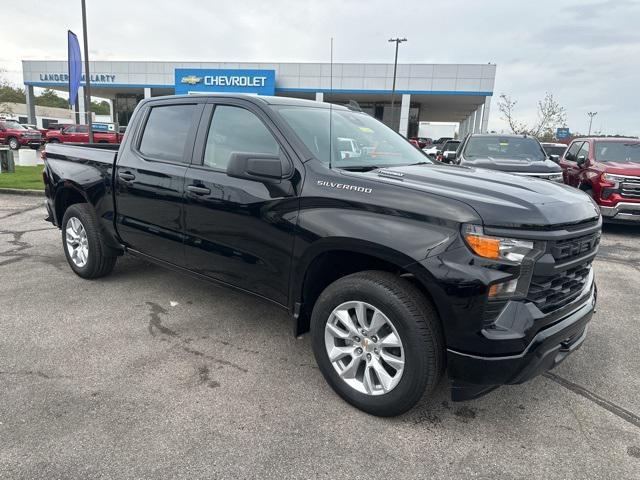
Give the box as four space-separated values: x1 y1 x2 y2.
43 94 601 416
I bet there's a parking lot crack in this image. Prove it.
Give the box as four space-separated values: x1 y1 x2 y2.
544 372 640 429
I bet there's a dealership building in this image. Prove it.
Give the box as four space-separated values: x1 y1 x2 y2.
21 60 496 137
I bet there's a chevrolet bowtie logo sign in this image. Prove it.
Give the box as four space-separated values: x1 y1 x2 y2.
180 75 202 85
174 68 276 96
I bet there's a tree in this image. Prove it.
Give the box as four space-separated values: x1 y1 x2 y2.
91 100 111 115
0 69 25 114
36 88 69 108
498 92 567 140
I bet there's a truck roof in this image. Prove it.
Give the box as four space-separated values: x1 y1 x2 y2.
143 93 350 110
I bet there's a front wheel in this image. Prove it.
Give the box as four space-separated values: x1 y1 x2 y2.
311 271 444 416
61 203 117 279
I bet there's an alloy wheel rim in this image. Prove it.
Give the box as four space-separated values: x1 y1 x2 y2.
65 217 89 267
324 301 405 396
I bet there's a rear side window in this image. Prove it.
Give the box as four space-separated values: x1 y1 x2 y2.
203 105 279 170
139 104 198 162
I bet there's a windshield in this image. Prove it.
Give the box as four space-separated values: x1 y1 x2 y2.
464 136 546 161
543 145 567 156
278 106 432 169
594 141 640 163
4 121 26 130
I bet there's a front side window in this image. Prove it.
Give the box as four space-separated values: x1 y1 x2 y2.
77 125 89 134
577 141 590 159
64 126 77 134
565 142 583 162
594 141 640 163
139 104 198 162
277 106 431 169
203 106 279 170
463 136 546 161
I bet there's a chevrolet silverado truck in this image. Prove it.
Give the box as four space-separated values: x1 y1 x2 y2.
559 137 640 222
454 134 564 182
43 94 600 416
0 119 43 150
45 124 122 144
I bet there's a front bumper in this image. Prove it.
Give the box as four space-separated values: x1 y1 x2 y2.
18 137 42 146
447 281 596 401
600 202 640 222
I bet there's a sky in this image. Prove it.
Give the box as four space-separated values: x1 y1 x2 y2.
2 0 639 135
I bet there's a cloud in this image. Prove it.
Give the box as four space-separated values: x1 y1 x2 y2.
2 0 639 136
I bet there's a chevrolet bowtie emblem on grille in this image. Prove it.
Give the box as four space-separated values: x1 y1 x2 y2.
180 75 202 85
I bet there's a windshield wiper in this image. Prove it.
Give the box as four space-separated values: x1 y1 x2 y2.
407 161 432 166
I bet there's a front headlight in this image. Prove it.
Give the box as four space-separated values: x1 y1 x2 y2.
548 173 564 182
601 172 624 188
462 224 534 264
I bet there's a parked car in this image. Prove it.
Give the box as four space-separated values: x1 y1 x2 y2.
45 124 123 144
22 123 49 139
423 137 454 158
43 94 600 416
436 140 461 163
454 134 564 182
0 119 42 150
559 137 640 222
541 142 568 162
408 138 421 149
410 137 432 149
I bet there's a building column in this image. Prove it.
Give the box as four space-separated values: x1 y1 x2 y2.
25 85 37 126
144 88 152 99
399 94 411 137
315 92 324 102
481 96 492 133
107 99 114 122
78 87 86 125
473 106 483 133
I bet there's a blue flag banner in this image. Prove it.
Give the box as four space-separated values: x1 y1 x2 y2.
67 30 82 106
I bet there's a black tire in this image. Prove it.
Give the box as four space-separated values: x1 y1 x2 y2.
311 271 444 417
8 137 20 150
49 138 60 143
61 203 117 279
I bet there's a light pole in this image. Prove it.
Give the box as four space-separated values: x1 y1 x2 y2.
388 37 407 132
81 0 94 143
587 111 597 136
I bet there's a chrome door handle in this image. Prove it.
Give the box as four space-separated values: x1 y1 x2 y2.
118 171 135 181
186 185 211 195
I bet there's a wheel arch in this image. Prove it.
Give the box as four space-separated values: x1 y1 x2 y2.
290 238 440 336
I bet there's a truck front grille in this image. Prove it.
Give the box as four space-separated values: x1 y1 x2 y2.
551 232 600 262
621 178 640 198
527 263 591 313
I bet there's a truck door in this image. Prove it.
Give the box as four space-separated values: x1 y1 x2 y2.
560 141 583 187
114 99 204 265
182 100 301 305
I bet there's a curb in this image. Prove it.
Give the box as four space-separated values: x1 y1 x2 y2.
0 188 45 197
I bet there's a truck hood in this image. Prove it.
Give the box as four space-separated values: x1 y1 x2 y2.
601 162 640 177
460 157 561 173
357 163 599 229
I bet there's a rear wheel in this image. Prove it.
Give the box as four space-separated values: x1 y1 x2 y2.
61 203 117 279
8 137 19 150
311 271 444 416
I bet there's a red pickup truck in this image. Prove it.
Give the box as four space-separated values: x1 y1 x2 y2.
46 124 122 144
0 119 43 150
560 137 640 222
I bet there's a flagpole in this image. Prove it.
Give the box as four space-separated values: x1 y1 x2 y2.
81 0 93 143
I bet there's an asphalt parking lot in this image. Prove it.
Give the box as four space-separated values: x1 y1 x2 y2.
1 193 639 479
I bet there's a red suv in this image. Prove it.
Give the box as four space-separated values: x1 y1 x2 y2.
46 124 122 144
560 137 640 222
0 119 43 150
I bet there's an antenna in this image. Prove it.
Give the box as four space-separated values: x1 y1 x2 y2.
329 36 334 170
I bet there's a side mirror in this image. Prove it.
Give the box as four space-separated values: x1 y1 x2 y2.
576 155 587 167
227 152 284 182
549 154 559 162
